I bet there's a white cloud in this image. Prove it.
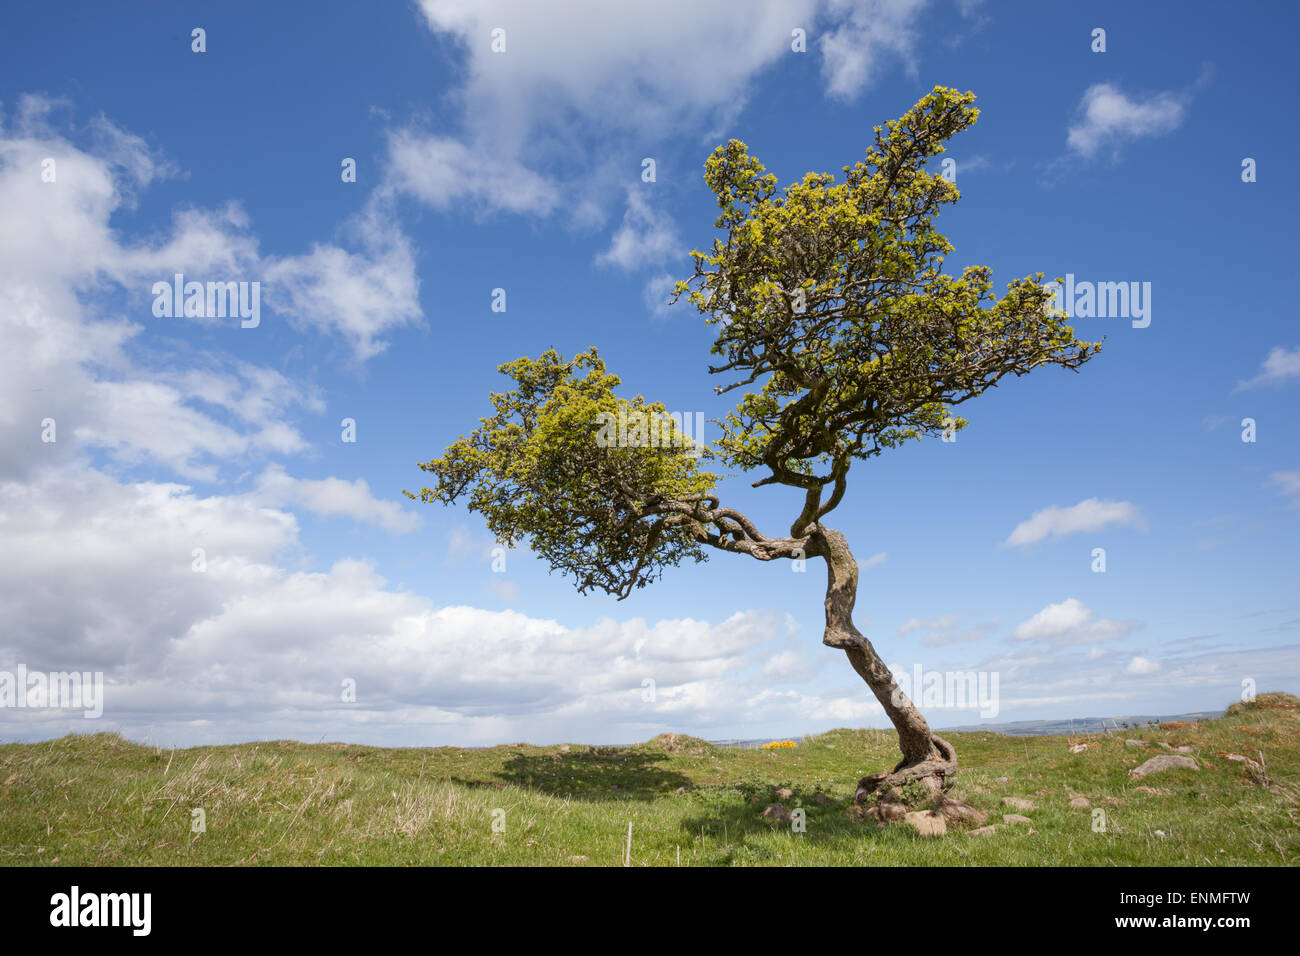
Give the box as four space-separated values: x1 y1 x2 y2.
595 189 680 271
397 1 929 224
1013 598 1135 646
762 651 805 679
1235 345 1300 391
642 274 681 318
819 0 926 100
1125 656 1160 675
263 201 423 361
0 97 428 494
0 466 805 744
1 95 422 364
383 130 561 217
416 0 819 147
251 465 421 534
1066 83 1188 159
1003 498 1144 548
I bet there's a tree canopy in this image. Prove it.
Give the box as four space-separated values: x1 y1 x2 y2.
406 86 1100 604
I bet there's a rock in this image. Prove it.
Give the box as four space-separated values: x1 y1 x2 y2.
567 855 589 862
969 824 1002 836
1069 796 1091 809
994 776 1009 784
1125 739 1146 748
1130 754 1199 778
935 796 988 828
559 744 571 753
904 810 947 836
1153 830 1167 838
674 786 689 795
871 801 908 824
1001 797 1035 811
812 793 829 806
1068 743 1089 754
775 787 794 800
1173 745 1195 754
1002 813 1032 825
1221 752 1262 768
760 803 793 823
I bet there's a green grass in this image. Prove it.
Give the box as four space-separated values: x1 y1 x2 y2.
2 694 1297 866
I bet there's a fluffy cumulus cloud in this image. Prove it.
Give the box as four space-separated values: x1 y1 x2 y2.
383 129 561 218
1066 82 1189 159
819 0 926 99
0 96 422 364
0 467 821 745
1002 498 1145 548
262 201 422 361
1012 598 1135 646
1126 656 1160 676
392 0 932 240
595 189 680 271
0 103 323 482
0 98 840 746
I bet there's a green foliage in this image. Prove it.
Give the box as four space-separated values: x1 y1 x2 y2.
409 86 1101 595
404 347 718 597
677 86 1101 482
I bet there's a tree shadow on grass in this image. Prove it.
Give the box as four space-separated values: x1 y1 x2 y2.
493 748 694 800
677 785 873 849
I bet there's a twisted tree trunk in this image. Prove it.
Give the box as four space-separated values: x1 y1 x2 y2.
812 526 958 804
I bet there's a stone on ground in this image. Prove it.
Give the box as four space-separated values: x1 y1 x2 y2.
1130 754 1198 778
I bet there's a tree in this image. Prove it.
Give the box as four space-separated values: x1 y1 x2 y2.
405 87 1100 809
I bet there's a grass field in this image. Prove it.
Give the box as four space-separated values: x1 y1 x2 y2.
2 694 1296 866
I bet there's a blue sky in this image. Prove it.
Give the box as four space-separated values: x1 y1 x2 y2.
1 0 1297 748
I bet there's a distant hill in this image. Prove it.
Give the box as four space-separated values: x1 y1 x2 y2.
936 710 1224 736
708 711 1226 746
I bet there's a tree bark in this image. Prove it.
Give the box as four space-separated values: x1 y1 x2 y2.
812 525 958 801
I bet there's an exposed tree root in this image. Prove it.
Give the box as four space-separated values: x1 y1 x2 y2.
854 734 958 805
